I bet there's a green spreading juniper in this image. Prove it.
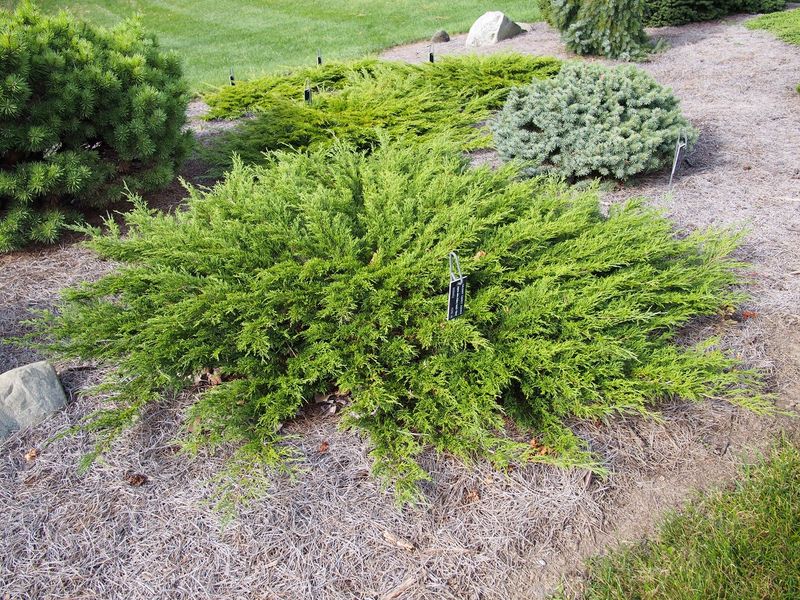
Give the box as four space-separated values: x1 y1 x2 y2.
200 54 561 177
31 139 770 501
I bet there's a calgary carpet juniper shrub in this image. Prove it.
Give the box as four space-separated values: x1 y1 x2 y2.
492 62 698 181
33 139 769 501
747 7 800 46
0 2 190 251
201 54 560 176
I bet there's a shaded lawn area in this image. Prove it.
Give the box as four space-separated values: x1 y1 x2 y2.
3 0 541 90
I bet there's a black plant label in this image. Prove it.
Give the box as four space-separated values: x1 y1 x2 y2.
448 276 466 320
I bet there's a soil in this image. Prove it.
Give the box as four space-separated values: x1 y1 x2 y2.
2 13 800 600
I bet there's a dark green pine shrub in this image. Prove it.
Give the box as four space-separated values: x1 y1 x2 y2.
644 0 727 26
644 0 786 27
34 139 770 501
492 62 698 181
0 2 191 251
741 0 787 13
201 54 561 176
541 0 651 59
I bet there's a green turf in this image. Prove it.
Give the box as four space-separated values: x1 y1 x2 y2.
3 1 541 90
746 7 800 45
566 441 800 600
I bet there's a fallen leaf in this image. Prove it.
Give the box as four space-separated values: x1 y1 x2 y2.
473 250 486 260
124 472 148 487
740 310 758 320
382 530 415 551
24 448 39 462
464 488 481 503
318 441 330 454
208 369 223 386
187 417 202 434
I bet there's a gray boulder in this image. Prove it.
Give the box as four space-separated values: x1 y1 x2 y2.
0 361 67 440
431 29 450 43
465 11 523 47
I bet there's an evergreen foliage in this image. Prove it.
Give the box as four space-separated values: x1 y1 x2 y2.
32 139 769 501
540 0 786 41
746 7 800 45
541 0 651 59
201 55 560 176
0 2 191 251
492 62 698 181
643 0 786 27
644 0 727 26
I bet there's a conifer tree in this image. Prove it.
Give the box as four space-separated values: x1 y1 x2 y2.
544 0 650 59
642 0 785 26
0 2 191 251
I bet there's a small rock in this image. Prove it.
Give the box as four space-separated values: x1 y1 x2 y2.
0 361 67 440
431 29 450 43
466 12 523 47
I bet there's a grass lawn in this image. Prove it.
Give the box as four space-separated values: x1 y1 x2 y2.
3 1 541 90
746 7 800 46
569 441 800 600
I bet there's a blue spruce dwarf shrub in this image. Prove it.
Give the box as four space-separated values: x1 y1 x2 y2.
492 62 698 181
0 2 191 251
32 139 769 501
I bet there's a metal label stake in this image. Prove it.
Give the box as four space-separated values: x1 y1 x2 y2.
447 252 466 320
229 66 235 86
428 43 435 63
669 130 689 188
317 49 322 66
304 79 312 104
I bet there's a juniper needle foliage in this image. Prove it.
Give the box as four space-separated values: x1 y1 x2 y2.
36 140 767 500
493 62 698 181
201 55 560 176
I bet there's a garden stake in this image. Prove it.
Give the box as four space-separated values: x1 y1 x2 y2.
229 66 235 86
317 49 322 65
447 251 466 320
429 44 435 63
304 79 312 104
669 130 689 188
